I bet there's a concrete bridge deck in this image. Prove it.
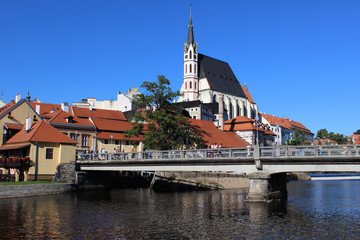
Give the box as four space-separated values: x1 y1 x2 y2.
76 144 360 174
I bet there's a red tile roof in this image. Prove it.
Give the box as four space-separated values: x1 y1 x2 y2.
91 118 133 132
190 119 250 148
5 121 77 144
4 123 23 130
260 112 313 134
349 134 360 144
46 110 94 127
72 107 126 121
28 102 61 115
224 116 276 136
314 138 337 145
0 100 16 117
241 85 255 104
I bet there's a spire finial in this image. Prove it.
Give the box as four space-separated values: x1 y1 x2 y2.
26 89 31 101
187 6 194 46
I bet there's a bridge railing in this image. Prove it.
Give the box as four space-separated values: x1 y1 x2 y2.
260 145 360 158
76 147 254 162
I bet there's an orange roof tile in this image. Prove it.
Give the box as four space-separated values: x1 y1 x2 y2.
4 123 23 130
241 85 255 104
349 134 360 144
6 121 77 144
314 138 337 145
0 100 16 117
47 110 94 127
72 107 126 121
91 118 133 132
190 119 250 148
28 102 61 115
260 112 313 134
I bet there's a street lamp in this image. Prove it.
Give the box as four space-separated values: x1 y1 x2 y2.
110 135 113 153
255 116 259 145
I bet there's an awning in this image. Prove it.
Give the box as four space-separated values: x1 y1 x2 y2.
0 143 31 151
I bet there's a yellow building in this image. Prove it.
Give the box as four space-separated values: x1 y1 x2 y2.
0 120 77 181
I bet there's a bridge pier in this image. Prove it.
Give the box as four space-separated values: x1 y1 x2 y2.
247 172 287 202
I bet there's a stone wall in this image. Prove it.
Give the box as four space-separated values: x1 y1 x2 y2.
0 183 74 199
53 162 76 183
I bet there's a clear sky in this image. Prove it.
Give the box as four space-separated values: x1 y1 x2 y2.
1 1 359 136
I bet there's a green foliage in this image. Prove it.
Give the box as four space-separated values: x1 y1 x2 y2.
354 129 360 135
315 128 348 144
125 75 202 150
287 130 308 145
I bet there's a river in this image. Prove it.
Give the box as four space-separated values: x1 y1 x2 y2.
1 180 360 239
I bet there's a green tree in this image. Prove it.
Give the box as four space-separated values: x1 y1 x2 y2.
354 129 360 135
125 75 202 150
316 128 329 139
287 130 308 145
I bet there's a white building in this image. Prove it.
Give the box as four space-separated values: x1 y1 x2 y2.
73 88 140 112
260 112 314 145
177 12 258 128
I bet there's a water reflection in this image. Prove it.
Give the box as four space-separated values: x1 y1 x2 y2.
1 181 360 239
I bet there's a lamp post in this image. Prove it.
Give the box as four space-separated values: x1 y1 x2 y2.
110 135 113 153
255 116 259 146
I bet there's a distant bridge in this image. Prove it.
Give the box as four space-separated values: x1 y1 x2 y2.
77 145 360 174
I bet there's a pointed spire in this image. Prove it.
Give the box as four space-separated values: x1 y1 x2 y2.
26 89 31 101
187 7 194 46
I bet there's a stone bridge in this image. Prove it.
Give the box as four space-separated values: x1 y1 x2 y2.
76 144 360 201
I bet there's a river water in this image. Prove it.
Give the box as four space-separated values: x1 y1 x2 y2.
1 180 360 239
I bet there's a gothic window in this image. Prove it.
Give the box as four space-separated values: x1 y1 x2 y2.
190 81 192 89
189 51 192 59
194 81 196 90
195 64 197 74
194 54 196 60
185 65 187 74
189 64 192 73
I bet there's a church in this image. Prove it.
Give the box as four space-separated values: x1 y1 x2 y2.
177 11 258 129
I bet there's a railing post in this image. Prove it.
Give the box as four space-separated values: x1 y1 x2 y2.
347 146 352 156
181 150 185 159
229 149 232 158
254 144 262 170
285 147 288 157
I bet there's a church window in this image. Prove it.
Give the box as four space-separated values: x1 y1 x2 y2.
194 54 196 60
194 64 197 74
189 51 192 59
185 65 187 74
189 64 192 73
190 81 192 89
194 81 196 90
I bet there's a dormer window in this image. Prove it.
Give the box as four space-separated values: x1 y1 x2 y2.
66 116 74 123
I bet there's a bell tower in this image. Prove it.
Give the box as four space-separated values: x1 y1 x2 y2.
182 9 199 101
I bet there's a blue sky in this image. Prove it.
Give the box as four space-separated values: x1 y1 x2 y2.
1 1 359 136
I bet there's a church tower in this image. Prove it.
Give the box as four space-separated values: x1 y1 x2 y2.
182 10 198 101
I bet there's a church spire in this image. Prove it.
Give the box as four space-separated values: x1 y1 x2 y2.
187 8 194 46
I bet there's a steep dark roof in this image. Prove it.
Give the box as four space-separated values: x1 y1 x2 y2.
187 12 194 45
198 54 247 99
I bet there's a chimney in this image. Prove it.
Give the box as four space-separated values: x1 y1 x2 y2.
218 95 224 131
15 94 21 103
61 102 69 113
89 105 93 111
25 117 32 132
36 105 40 114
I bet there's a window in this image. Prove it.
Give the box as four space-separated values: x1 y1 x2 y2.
195 64 197 74
194 81 196 90
104 139 109 144
70 133 77 141
46 148 53 159
125 141 130 145
185 65 187 74
189 50 192 59
82 135 89 146
189 64 192 73
115 140 119 145
190 81 192 89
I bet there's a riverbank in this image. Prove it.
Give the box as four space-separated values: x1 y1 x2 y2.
0 183 75 199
